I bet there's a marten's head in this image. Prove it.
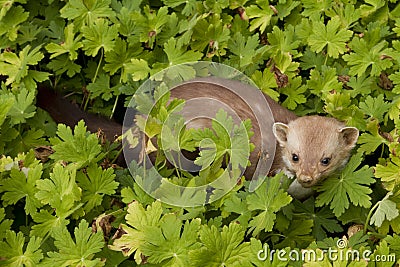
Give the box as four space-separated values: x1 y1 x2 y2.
273 116 359 188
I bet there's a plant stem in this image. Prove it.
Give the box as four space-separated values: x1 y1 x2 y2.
169 151 182 179
111 145 124 165
110 94 119 120
93 48 104 84
364 201 379 235
363 192 393 235
324 52 329 65
83 48 104 111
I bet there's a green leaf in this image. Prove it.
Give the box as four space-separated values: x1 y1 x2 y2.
153 179 207 208
104 38 145 82
315 153 375 217
176 14 198 46
307 66 342 96
375 156 400 191
35 163 81 213
0 208 13 239
50 120 103 168
120 183 154 206
124 58 150 81
15 129 47 153
275 219 314 249
21 70 50 91
324 92 366 130
266 25 301 77
46 23 83 60
6 88 36 125
294 198 343 240
76 164 118 212
308 17 353 58
300 49 326 70
41 220 105 267
295 18 313 43
0 6 29 41
193 109 251 173
363 22 391 47
163 37 203 66
281 76 307 109
343 38 393 77
162 0 197 16
0 1 21 20
86 72 115 100
47 54 82 77
359 94 391 121
301 0 332 17
157 11 179 45
274 0 300 20
191 14 230 57
389 71 400 94
0 231 43 266
60 0 115 27
134 6 169 47
109 201 163 257
189 223 252 267
328 4 360 29
346 75 374 97
370 193 399 227
370 240 397 267
222 193 252 228
160 115 192 153
81 18 119 57
0 94 14 126
141 215 201 266
195 138 217 169
30 210 70 238
0 164 43 215
359 0 386 18
228 32 262 70
266 25 301 59
357 132 387 155
385 234 400 261
0 45 45 86
251 69 279 101
247 173 292 235
246 2 274 33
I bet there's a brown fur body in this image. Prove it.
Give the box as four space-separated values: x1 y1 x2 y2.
169 79 358 193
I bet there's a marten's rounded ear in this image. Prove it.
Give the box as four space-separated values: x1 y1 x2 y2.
338 127 359 148
273 122 290 145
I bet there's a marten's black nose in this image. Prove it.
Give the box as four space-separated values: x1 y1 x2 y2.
299 176 313 186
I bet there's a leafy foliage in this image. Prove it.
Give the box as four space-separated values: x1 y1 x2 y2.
76 164 119 212
308 17 353 58
0 45 49 90
0 231 43 267
247 173 292 235
315 153 375 217
0 0 400 266
41 220 105 267
190 223 252 267
50 120 103 168
0 162 43 215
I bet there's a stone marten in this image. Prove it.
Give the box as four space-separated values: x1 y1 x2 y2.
36 78 359 199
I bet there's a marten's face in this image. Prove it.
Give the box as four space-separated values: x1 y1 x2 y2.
273 116 359 188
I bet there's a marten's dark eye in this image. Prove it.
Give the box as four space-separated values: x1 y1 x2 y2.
321 157 331 166
292 154 299 162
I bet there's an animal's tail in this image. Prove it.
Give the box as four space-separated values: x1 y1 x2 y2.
36 87 122 141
